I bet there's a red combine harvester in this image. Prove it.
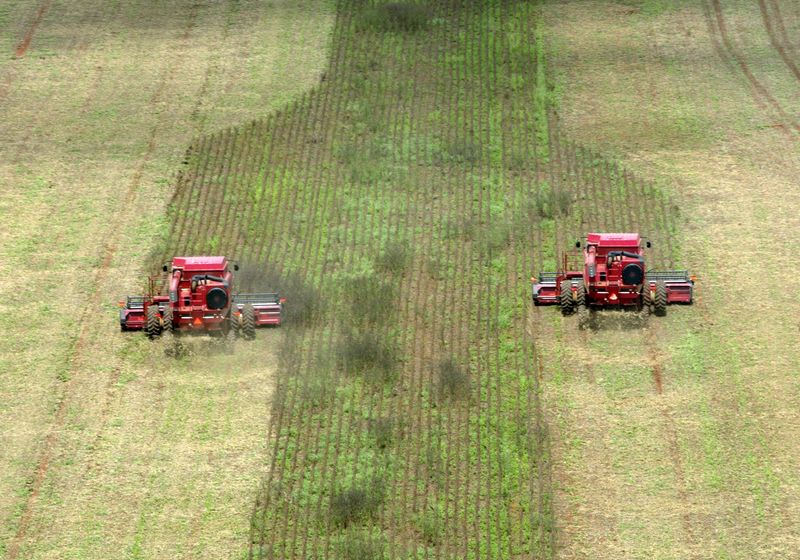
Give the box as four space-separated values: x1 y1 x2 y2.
119 256 283 339
532 233 694 316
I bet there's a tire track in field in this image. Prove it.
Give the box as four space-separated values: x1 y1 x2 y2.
4 7 201 558
644 326 697 548
758 0 800 82
703 0 800 136
14 0 53 58
766 0 800 60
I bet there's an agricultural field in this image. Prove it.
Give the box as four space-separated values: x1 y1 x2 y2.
539 0 800 558
156 1 682 557
2 0 799 559
0 1 333 558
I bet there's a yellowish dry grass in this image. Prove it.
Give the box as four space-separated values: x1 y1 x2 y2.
0 1 333 557
540 0 800 557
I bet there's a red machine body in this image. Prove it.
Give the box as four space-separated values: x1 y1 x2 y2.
119 256 283 338
532 233 693 316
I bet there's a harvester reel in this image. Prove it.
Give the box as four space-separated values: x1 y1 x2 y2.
145 306 162 340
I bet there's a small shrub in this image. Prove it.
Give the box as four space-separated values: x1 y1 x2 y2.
299 367 335 409
337 529 388 560
330 478 386 527
479 221 511 256
446 139 482 163
417 504 444 545
338 331 398 384
343 273 396 325
361 2 430 32
367 416 395 449
374 240 409 274
533 183 572 219
437 357 469 399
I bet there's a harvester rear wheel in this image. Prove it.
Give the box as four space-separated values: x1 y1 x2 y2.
145 306 162 340
162 306 173 334
241 304 256 340
574 280 589 328
654 281 667 316
575 280 586 308
229 311 241 339
559 280 574 316
641 285 653 315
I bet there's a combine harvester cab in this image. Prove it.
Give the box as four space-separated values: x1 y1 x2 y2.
532 233 694 317
119 256 284 339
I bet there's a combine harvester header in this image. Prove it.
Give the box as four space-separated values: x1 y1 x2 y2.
119 256 284 340
532 233 694 317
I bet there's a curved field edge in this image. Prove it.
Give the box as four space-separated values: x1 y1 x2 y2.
156 1 686 557
0 1 335 558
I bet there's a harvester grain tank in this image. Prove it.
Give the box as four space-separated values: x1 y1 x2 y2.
119 256 283 339
531 233 694 316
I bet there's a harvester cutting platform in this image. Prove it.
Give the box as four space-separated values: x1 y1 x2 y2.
532 233 694 317
119 256 283 339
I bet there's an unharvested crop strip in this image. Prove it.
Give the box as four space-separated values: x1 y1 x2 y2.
288 53 354 556
217 122 259 256
379 22 432 558
210 126 250 253
168 136 208 257
295 16 357 559
266 13 366 556
234 115 277 258
252 9 353 555
204 127 241 251
437 9 471 557
189 128 233 254
176 130 222 255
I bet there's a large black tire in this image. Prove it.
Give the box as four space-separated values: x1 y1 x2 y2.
654 281 667 317
229 310 241 339
574 280 586 308
162 306 174 334
641 284 653 315
559 280 574 316
241 304 256 340
145 306 162 340
574 280 589 327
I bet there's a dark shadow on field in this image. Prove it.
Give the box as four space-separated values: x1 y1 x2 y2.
236 262 323 328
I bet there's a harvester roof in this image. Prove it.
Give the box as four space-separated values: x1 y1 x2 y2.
587 232 641 248
172 256 228 272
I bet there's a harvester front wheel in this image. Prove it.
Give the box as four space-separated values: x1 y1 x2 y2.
559 280 574 316
145 306 162 340
654 281 667 317
241 304 256 341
